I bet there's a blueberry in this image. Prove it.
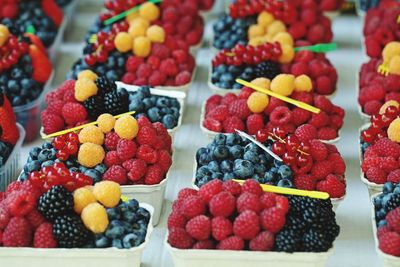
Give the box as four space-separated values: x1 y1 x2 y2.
198 153 212 166
19 172 29 181
147 107 162 122
196 148 208 161
208 161 220 172
170 107 180 117
264 172 276 183
162 114 176 129
215 65 227 74
143 98 154 110
383 182 395 194
107 208 121 220
126 199 139 211
79 166 88 173
42 143 53 149
37 149 52 162
29 147 42 160
24 160 41 173
95 235 109 248
136 207 150 222
123 233 140 248
220 160 233 173
394 187 400 194
111 239 124 248
156 97 169 108
129 98 144 112
84 169 101 184
245 143 258 153
214 134 226 145
197 176 211 187
213 145 229 160
41 160 55 168
229 145 244 159
95 164 107 174
223 172 235 181
277 178 293 188
7 80 20 94
69 167 79 173
221 73 234 83
233 159 254 178
139 86 151 97
382 194 393 210
105 221 125 239
278 165 292 179
123 211 138 223
254 164 266 175
244 151 259 163
212 172 223 180
226 134 242 146
376 209 386 220
260 153 273 164
378 220 388 228
197 166 212 177
119 202 130 214
274 160 283 168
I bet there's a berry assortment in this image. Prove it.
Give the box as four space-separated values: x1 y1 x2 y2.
167 180 339 252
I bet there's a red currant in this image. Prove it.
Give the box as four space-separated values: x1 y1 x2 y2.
283 152 296 165
256 129 269 143
272 142 286 156
53 136 66 150
385 105 398 119
65 142 78 155
56 149 69 161
296 154 312 167
361 129 375 143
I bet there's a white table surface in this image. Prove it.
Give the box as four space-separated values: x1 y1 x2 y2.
19 2 382 266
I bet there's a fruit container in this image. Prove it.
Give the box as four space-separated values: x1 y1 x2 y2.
0 203 154 267
0 124 25 192
13 71 55 142
199 0 225 20
191 160 344 212
166 235 334 267
370 193 400 267
359 123 383 196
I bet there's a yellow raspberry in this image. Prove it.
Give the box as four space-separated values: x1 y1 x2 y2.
257 11 274 28
388 118 400 143
78 125 104 145
114 115 139 140
78 143 105 168
248 36 268 46
126 10 140 23
73 187 97 214
0 24 9 47
130 17 150 28
270 74 295 96
133 36 151 57
114 32 133 53
272 32 294 47
93 181 121 208
266 20 286 37
278 44 295 64
379 100 400 115
139 2 160 21
77 70 98 81
146 25 165 43
294 74 313 92
383 41 400 62
97 113 116 134
128 21 147 38
81 203 109 233
248 24 265 39
74 78 98 102
389 55 400 75
247 92 269 113
251 77 270 89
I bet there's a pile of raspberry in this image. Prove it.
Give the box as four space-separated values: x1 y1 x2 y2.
203 89 344 142
283 50 338 96
363 0 400 58
358 58 400 115
103 116 173 185
122 42 195 87
167 179 339 252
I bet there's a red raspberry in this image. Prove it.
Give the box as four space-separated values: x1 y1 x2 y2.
307 24 325 44
379 231 400 256
291 92 314 104
223 116 245 133
172 49 188 64
116 139 137 161
26 209 46 230
149 71 167 87
104 132 120 151
151 43 171 60
260 192 276 209
295 124 318 142
291 108 311 126
41 113 65 134
103 165 128 185
260 207 286 233
168 227 194 249
34 222 57 248
294 174 316 191
211 216 233 241
207 95 223 105
249 231 274 251
5 190 36 217
311 160 333 180
160 58 179 77
221 93 238 106
228 99 251 120
104 151 122 167
316 174 346 198
186 215 211 241
316 76 334 95
137 126 157 147
366 167 387 184
136 63 152 78
157 150 172 173
329 153 346 175
198 179 223 203
178 188 198 200
193 240 215 249
222 180 242 196
387 207 400 234
126 56 144 73
0 204 10 229
217 236 244 250
330 115 343 129
203 118 222 132
45 90 62 103
309 111 329 128
209 191 236 217
61 102 88 126
289 22 307 39
317 127 338 140
388 169 400 183
374 138 400 158
175 71 192 86
122 72 136 84
314 95 333 112
137 116 152 127
276 195 289 213
238 87 253 100
46 100 64 116
3 217 32 247
144 165 164 185
309 139 328 161
233 210 260 240
237 192 261 213
290 62 309 76
364 100 382 115
168 211 187 229
181 195 206 219
147 56 161 70
377 225 391 239
242 179 263 196
137 145 159 164
126 159 147 182
246 114 264 135
269 106 292 125
207 105 229 122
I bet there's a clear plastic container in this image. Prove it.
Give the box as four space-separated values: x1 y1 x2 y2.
0 203 154 267
13 71 54 142
0 123 26 191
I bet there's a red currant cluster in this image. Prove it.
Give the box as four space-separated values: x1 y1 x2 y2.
84 21 129 66
212 42 282 67
100 0 146 22
361 105 399 144
0 0 19 20
28 162 92 193
0 34 29 72
52 133 80 161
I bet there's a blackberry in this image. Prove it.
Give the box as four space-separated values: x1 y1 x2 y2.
53 214 92 248
302 229 331 252
95 76 116 95
83 95 105 119
274 228 302 252
38 186 73 221
103 91 128 115
254 61 281 80
385 193 400 212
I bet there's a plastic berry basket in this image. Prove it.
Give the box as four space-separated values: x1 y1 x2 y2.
13 71 55 142
0 124 25 192
0 203 153 267
207 65 242 96
165 234 334 267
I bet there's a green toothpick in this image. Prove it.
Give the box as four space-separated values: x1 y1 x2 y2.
104 0 162 26
294 43 337 53
26 25 36 34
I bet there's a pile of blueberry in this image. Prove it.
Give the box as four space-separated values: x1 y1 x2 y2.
19 142 106 184
211 64 256 89
0 141 13 167
195 133 294 188
128 86 181 129
212 15 255 50
374 182 400 228
94 199 151 249
56 0 75 8
0 55 43 106
359 139 370 159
